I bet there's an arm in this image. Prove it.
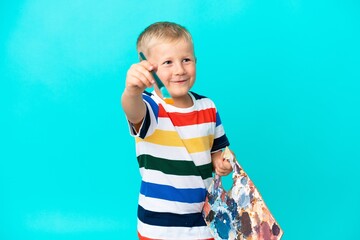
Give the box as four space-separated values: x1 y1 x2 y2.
121 60 155 132
212 150 232 176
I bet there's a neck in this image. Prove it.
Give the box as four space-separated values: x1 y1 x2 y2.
168 94 193 108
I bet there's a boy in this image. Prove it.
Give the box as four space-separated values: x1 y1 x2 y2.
121 21 232 239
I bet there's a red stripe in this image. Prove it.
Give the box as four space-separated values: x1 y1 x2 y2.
138 232 159 240
158 104 216 126
138 231 214 240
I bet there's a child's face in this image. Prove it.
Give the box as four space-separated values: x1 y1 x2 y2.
147 39 196 101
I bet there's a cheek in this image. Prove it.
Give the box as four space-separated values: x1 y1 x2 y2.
156 70 170 80
189 69 196 81
188 66 196 76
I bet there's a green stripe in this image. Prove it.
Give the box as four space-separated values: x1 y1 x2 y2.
137 154 213 180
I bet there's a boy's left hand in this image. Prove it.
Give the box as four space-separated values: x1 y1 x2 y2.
211 150 232 176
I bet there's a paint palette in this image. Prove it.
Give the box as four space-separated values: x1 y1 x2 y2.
202 147 283 239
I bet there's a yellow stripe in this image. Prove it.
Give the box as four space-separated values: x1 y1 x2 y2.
183 135 214 153
136 130 183 146
136 129 214 153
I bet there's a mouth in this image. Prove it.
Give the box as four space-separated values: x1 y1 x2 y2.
171 79 188 84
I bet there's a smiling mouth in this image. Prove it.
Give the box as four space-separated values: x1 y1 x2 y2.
171 79 188 84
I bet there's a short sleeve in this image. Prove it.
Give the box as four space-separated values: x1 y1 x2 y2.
211 110 230 152
127 92 159 139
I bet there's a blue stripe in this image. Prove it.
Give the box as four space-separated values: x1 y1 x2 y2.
215 111 222 127
140 181 206 203
143 92 158 121
139 105 150 139
138 205 207 227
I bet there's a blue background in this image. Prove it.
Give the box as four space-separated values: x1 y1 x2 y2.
1 0 359 239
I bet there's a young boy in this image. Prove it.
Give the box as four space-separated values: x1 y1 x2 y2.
121 21 232 239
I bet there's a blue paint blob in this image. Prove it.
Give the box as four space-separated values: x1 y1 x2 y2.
226 197 238 219
214 211 231 239
241 177 247 185
239 193 251 208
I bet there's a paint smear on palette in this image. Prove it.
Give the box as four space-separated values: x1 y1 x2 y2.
202 147 283 240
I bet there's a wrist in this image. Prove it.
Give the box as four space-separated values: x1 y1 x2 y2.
123 87 143 97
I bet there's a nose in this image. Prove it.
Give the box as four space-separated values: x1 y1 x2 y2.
174 62 186 75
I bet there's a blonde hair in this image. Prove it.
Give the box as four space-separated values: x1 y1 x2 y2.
136 22 194 54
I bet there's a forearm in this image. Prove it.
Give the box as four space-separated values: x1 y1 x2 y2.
122 60 155 127
121 90 146 125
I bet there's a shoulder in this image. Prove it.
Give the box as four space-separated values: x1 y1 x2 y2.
143 90 153 99
190 91 216 108
142 91 158 104
189 91 208 100
142 91 160 115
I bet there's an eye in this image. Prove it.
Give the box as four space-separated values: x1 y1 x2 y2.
162 60 172 65
183 58 191 63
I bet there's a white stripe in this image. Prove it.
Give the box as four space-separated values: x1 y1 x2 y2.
136 141 216 168
215 124 226 138
195 97 216 110
162 102 215 113
175 123 215 139
157 117 176 131
135 141 193 161
203 177 213 189
189 151 212 166
139 194 204 214
151 91 215 112
158 97 215 114
140 168 205 189
129 101 158 138
138 219 213 239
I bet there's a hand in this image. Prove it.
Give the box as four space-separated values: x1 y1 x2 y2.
212 150 233 176
121 60 156 127
124 60 156 96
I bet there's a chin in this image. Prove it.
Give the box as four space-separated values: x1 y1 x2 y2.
170 89 190 98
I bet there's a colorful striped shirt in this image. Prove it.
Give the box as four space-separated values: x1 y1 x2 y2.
128 91 230 239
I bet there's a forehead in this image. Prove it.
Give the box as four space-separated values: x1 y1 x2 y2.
146 38 194 57
140 36 193 52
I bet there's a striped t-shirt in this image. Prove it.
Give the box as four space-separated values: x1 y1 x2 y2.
128 90 230 240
